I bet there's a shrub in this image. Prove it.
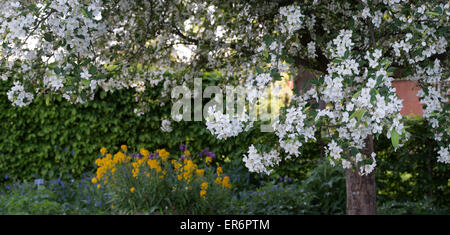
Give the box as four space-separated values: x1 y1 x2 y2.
0 175 109 214
0 184 63 215
223 160 346 215
299 160 346 214
224 182 313 215
92 145 233 214
376 117 450 208
378 199 449 215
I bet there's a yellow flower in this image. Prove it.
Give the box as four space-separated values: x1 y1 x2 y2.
222 176 231 189
215 177 222 185
173 161 182 170
113 151 126 164
130 187 135 193
177 174 182 181
184 150 191 156
110 205 115 209
205 156 212 165
148 159 162 172
201 182 208 190
195 169 205 177
100 147 107 155
121 145 128 151
97 184 101 189
217 166 223 176
140 148 150 158
91 177 98 184
200 189 207 199
157 149 170 161
132 168 139 178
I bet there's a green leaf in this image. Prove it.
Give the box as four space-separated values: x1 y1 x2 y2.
81 79 90 86
43 32 53 42
255 67 264 74
352 90 361 99
349 109 364 121
391 129 399 148
426 11 440 16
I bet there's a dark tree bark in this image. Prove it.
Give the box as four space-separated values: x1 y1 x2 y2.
345 135 377 215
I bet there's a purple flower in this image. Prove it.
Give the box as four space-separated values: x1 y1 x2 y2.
180 155 185 161
180 144 187 151
34 179 44 186
200 148 209 157
149 154 154 159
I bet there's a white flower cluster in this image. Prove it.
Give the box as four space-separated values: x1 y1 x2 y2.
243 145 281 175
273 99 316 158
7 81 34 107
365 49 383 69
360 152 377 176
411 59 449 162
437 146 450 164
0 0 107 104
43 74 65 91
415 60 446 119
206 105 253 140
255 73 272 88
160 119 173 132
330 29 354 58
316 31 406 173
307 41 317 59
327 141 343 161
278 5 304 34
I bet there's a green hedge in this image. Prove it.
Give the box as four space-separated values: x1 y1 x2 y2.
0 80 250 180
1 79 305 181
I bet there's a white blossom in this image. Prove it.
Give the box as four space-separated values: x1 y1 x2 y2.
161 119 173 132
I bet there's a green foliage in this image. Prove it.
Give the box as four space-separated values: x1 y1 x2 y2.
378 200 449 215
269 141 322 183
298 160 346 214
224 182 312 215
224 160 346 215
0 175 109 214
376 117 450 209
0 80 259 181
0 185 63 215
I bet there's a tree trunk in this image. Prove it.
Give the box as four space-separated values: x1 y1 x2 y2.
294 65 377 214
345 136 377 215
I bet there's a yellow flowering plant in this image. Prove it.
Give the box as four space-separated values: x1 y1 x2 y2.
92 145 232 214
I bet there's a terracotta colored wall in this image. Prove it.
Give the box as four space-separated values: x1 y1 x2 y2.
288 79 424 117
392 80 423 116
